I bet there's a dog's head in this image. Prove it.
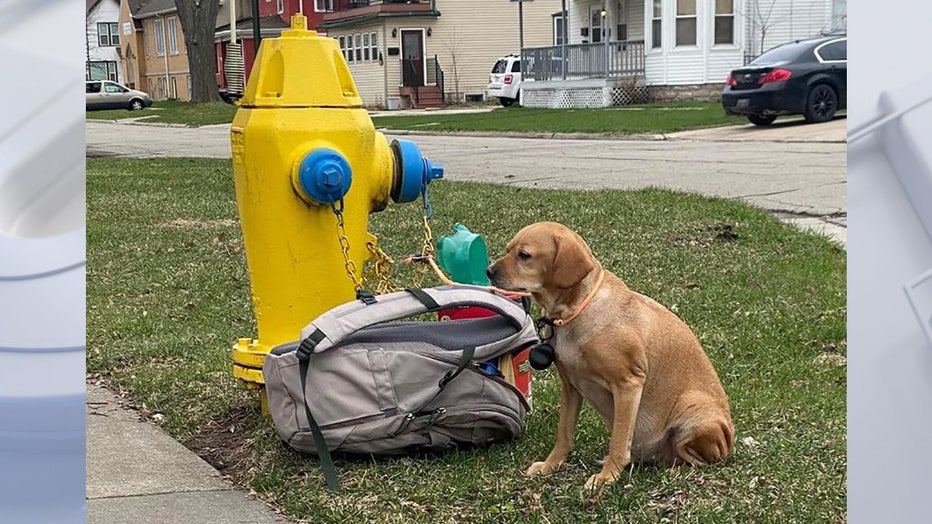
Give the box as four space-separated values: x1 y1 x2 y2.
487 221 595 293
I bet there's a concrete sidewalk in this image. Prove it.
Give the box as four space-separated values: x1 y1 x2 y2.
86 385 288 524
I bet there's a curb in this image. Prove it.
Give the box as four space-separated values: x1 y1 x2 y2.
376 128 669 141
87 118 195 129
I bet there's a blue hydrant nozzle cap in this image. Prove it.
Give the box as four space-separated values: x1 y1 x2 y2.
296 148 353 205
390 138 444 203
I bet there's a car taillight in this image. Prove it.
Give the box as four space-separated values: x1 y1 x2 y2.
759 68 792 84
725 73 736 86
504 75 513 84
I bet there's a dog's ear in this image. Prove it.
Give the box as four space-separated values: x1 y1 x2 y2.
551 231 595 289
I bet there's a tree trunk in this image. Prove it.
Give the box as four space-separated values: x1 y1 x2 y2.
174 0 220 103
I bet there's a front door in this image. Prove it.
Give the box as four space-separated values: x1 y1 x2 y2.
401 30 424 87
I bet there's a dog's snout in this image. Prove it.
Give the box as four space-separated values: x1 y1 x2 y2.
486 265 497 280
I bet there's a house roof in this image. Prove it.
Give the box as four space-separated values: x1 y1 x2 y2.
86 0 101 16
132 0 177 19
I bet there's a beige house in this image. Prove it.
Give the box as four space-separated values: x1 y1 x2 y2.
320 0 562 109
120 0 191 101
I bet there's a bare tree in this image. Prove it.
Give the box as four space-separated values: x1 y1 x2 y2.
745 0 784 59
174 0 220 102
440 26 462 104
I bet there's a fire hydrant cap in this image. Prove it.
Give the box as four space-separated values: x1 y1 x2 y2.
297 148 353 204
390 139 444 203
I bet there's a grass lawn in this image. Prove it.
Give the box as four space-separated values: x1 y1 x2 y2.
371 102 743 135
87 157 846 523
85 99 237 127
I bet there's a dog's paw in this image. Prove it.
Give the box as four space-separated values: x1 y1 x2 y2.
525 461 559 477
584 470 618 490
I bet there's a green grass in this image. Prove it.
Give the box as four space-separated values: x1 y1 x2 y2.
372 102 743 135
86 99 237 126
87 157 846 523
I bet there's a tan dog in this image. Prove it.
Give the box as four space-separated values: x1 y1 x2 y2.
487 222 734 489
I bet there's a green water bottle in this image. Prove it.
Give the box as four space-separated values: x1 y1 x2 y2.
436 223 491 286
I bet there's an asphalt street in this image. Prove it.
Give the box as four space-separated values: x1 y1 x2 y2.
86 118 846 244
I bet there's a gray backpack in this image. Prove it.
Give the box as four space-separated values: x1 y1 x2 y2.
262 286 539 491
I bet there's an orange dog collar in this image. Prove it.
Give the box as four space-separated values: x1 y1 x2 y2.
550 269 605 327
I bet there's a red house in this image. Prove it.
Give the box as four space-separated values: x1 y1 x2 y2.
215 0 333 90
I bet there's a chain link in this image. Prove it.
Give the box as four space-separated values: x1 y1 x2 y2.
331 201 364 293
365 241 400 294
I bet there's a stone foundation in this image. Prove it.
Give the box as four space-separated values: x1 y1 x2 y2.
648 83 725 103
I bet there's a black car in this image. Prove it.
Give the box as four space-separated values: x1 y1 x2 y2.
722 35 846 126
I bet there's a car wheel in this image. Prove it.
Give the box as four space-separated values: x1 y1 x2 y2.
129 99 145 111
748 114 777 126
803 84 837 123
500 97 515 107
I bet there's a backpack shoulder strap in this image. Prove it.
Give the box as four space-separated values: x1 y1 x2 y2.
299 286 531 355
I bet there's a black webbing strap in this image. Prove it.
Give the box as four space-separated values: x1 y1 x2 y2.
438 346 476 389
412 346 477 416
405 288 440 310
295 329 341 493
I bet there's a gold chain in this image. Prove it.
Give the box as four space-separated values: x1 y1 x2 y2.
365 241 400 294
333 204 364 293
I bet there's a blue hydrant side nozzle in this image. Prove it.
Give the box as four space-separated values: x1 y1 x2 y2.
390 138 444 203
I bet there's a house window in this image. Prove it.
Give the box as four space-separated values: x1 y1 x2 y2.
354 34 362 62
676 0 697 46
369 32 378 62
167 16 179 55
315 0 333 12
170 76 178 98
363 33 370 61
97 22 120 46
277 0 284 14
552 13 565 46
347 35 355 63
590 7 604 43
651 0 662 48
154 19 165 56
87 61 118 81
339 36 346 61
158 76 167 99
714 0 734 44
616 1 627 41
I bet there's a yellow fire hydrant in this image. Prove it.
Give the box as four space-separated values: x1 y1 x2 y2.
229 14 443 393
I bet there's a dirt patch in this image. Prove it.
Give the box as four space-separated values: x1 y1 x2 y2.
184 406 259 482
161 218 238 230
674 222 739 250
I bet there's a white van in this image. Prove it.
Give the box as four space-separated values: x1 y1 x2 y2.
487 55 522 107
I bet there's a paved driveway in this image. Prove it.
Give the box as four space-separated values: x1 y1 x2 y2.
86 120 846 244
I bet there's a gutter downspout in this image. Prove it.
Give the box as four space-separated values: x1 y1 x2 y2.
161 14 170 99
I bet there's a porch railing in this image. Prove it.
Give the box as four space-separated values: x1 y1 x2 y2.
521 40 646 82
402 56 444 104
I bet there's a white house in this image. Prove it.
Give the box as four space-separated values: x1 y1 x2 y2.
520 0 846 108
86 0 123 82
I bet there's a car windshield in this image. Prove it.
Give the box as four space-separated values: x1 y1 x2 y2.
491 59 508 74
750 42 809 65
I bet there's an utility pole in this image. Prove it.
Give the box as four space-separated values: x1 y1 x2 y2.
251 0 261 53
518 0 524 52
561 0 566 79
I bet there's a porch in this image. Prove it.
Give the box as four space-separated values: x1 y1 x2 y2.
521 40 646 82
519 0 649 108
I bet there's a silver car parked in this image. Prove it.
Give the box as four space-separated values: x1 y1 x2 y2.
86 80 152 111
